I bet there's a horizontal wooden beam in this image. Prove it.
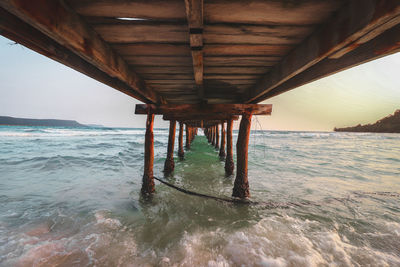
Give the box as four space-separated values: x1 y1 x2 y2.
184 120 226 127
0 7 150 103
163 114 239 121
246 0 400 103
0 0 160 103
255 23 400 101
205 0 343 25
69 0 186 21
135 104 272 115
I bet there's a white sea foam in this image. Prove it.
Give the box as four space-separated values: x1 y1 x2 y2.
169 215 400 267
0 128 146 137
95 210 122 229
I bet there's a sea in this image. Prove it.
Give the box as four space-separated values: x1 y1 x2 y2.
0 125 399 267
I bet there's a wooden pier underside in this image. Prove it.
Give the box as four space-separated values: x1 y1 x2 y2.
1 0 400 106
2 0 400 198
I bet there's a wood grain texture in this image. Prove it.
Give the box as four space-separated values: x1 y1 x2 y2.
178 121 184 159
205 0 343 25
0 0 159 103
232 113 252 198
125 56 192 66
257 23 400 102
141 114 155 195
225 119 234 175
204 67 269 74
67 0 186 21
204 44 291 56
219 122 226 158
204 24 313 44
185 0 204 97
94 23 189 43
164 120 176 174
113 44 191 56
247 0 400 102
163 114 239 121
135 104 272 115
0 7 151 103
204 56 279 67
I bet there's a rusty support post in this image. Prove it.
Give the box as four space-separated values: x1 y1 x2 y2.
164 120 176 174
215 124 220 149
232 113 252 198
225 119 234 175
141 113 155 195
178 121 184 160
212 126 216 146
186 124 190 150
219 122 226 159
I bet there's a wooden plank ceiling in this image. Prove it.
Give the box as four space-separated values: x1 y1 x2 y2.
65 0 344 104
1 0 400 105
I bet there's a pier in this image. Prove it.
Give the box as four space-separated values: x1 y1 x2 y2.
1 0 400 198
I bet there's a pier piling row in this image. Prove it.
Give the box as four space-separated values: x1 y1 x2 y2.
136 104 271 198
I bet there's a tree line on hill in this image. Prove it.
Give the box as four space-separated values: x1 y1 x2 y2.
334 110 400 133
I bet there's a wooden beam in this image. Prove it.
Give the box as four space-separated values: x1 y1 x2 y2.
136 104 272 116
163 114 239 121
205 0 343 25
254 23 400 102
0 7 150 103
183 120 228 127
69 0 186 21
246 0 400 103
184 0 204 100
0 0 160 103
94 23 189 44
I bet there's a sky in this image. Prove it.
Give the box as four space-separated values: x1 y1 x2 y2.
1 35 399 131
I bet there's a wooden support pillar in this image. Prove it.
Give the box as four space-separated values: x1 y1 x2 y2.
208 127 212 143
215 124 220 149
212 126 216 146
191 127 195 142
141 114 155 195
178 121 184 160
219 122 226 159
164 120 176 174
185 124 191 150
232 113 252 198
225 119 234 175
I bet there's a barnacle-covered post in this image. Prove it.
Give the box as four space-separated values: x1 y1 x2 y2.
215 124 219 149
164 120 176 174
232 113 252 198
178 121 184 159
225 119 234 175
141 113 155 195
219 121 226 159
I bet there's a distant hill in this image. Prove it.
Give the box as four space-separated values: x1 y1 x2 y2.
334 110 400 133
86 124 104 128
0 116 86 127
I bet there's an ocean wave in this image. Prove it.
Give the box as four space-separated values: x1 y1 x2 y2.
172 216 400 267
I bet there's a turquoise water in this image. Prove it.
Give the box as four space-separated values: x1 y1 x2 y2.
0 126 400 266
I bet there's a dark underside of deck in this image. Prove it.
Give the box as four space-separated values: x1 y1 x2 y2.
1 0 400 106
